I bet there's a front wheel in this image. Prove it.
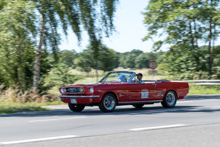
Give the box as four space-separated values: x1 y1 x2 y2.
68 104 85 112
99 93 116 112
161 91 177 108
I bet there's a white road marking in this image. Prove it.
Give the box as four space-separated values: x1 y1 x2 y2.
0 135 78 145
130 124 187 131
29 117 86 122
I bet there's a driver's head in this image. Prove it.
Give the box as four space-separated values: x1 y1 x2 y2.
136 73 143 81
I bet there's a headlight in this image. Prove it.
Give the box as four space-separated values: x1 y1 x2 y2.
60 88 66 94
90 88 94 94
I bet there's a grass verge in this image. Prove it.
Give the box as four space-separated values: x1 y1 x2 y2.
0 100 63 114
188 85 220 95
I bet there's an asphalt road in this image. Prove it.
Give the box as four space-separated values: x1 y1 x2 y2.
0 95 220 147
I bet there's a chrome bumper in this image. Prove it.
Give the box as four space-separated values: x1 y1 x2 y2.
59 95 100 98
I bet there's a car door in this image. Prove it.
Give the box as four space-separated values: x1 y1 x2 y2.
128 83 156 101
115 84 130 102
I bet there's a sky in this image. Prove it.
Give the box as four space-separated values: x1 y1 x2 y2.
58 0 168 53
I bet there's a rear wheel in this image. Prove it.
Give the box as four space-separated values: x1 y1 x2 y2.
68 103 85 112
161 91 177 108
132 104 144 109
99 93 116 112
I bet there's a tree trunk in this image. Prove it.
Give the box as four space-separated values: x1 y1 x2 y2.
189 21 200 72
208 19 212 79
33 15 45 94
193 18 198 48
189 21 195 51
96 61 98 82
208 0 213 79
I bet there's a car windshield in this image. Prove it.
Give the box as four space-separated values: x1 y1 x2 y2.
100 72 134 83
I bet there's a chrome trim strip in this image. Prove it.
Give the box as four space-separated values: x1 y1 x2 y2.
59 95 100 98
118 100 162 104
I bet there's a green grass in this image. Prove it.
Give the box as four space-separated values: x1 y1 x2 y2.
188 85 220 95
0 100 64 114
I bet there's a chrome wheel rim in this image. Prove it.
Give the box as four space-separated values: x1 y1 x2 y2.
104 96 115 110
166 92 176 106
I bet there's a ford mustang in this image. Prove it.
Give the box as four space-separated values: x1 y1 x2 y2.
59 71 189 112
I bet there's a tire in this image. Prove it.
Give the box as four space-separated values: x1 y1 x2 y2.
132 104 144 109
161 91 177 108
68 103 85 112
99 93 116 112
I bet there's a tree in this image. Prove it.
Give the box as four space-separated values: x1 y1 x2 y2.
143 0 220 79
123 54 136 69
58 50 77 68
74 49 95 73
130 49 144 56
44 63 83 88
74 44 116 73
135 54 150 69
119 53 129 68
114 52 121 68
0 0 37 89
32 0 119 93
98 47 116 72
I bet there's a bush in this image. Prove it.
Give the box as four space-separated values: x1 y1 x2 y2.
0 85 59 103
44 63 84 89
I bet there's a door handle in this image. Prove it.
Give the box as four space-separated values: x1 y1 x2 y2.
152 84 157 87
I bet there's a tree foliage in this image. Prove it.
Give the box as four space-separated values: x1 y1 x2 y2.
98 47 117 72
0 0 36 89
0 0 118 91
143 0 220 79
58 50 77 68
44 63 83 88
31 0 119 93
135 54 150 69
74 49 95 73
31 0 118 55
74 44 116 72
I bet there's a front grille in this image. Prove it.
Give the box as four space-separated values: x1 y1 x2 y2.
64 87 84 93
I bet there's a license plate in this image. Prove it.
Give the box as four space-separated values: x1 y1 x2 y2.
70 99 77 104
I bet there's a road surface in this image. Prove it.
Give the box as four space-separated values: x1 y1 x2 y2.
0 95 220 147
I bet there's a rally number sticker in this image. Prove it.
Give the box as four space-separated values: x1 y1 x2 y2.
141 89 149 99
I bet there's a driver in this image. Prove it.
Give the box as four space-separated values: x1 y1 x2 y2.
136 73 144 83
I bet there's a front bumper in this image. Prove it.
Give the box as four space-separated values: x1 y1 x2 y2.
59 95 101 104
59 95 100 98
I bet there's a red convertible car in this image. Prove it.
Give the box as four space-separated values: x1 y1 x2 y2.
59 71 189 112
